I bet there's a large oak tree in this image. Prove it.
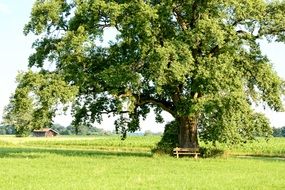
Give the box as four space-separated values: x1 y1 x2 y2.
4 0 285 147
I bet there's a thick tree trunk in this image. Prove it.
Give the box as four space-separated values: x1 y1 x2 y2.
178 116 199 148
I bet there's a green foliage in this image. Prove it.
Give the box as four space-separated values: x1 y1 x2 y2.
5 0 285 144
199 147 225 158
199 98 273 144
52 123 111 136
154 121 179 154
0 125 15 135
273 126 285 137
3 71 78 136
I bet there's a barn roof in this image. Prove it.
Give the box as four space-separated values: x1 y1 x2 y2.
33 128 59 134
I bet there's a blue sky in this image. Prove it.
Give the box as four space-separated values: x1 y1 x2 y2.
0 1 35 118
0 0 285 131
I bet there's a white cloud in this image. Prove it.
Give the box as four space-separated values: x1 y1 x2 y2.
0 3 11 15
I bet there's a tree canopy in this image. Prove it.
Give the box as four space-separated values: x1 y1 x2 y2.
3 0 285 148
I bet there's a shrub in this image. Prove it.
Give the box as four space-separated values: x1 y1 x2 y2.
153 121 178 154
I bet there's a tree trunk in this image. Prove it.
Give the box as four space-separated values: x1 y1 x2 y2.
178 116 199 148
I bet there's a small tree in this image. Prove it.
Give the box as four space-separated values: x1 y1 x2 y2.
3 71 78 136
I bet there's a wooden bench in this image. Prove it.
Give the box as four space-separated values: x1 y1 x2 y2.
173 147 200 158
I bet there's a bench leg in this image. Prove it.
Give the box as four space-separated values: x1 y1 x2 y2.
176 150 179 158
194 154 198 159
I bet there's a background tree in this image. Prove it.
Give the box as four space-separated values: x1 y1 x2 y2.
4 0 285 147
3 71 78 136
0 125 15 135
272 127 285 137
51 123 109 135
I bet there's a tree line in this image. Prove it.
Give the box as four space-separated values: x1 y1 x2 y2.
0 124 111 136
1 123 285 138
272 127 285 137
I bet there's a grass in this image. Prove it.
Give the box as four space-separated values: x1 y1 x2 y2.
201 137 285 157
0 135 285 189
0 135 160 152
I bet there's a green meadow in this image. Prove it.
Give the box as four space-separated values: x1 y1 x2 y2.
0 135 285 190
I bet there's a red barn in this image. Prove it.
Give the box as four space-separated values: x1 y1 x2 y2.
33 128 59 137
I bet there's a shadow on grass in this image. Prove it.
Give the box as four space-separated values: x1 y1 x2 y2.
235 154 285 162
0 147 153 159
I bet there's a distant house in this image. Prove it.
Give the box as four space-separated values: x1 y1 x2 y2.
33 128 59 137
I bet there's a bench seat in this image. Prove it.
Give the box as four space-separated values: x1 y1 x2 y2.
173 147 200 158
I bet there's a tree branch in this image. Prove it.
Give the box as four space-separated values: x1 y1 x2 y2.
173 6 188 31
134 94 175 116
100 110 129 114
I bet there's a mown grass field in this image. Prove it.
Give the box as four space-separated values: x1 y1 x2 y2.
0 135 285 190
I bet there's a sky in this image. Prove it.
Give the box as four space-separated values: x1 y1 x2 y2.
0 1 285 132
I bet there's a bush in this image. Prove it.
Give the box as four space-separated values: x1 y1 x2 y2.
15 127 31 137
153 121 178 154
199 147 224 158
